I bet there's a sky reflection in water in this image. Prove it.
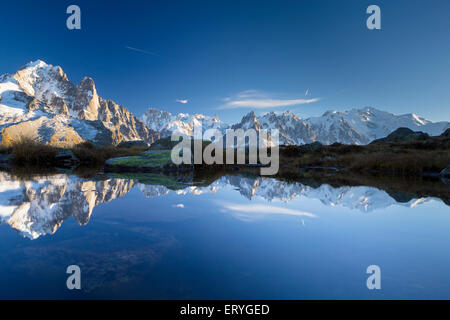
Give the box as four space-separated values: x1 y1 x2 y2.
0 172 449 299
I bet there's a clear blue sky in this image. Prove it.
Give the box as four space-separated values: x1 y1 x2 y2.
1 0 449 123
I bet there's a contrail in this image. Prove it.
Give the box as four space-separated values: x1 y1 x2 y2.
125 46 158 56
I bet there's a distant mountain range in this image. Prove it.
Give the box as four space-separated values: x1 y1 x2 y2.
141 108 228 138
141 107 450 145
1 60 449 147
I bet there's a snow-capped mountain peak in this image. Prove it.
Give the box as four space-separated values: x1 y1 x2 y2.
140 107 229 137
141 105 449 145
239 107 449 145
0 60 159 147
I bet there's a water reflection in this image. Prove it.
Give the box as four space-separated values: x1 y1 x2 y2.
0 170 450 299
0 171 448 239
0 172 135 239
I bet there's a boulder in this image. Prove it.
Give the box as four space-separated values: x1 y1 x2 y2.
371 127 429 144
54 149 79 167
440 128 450 138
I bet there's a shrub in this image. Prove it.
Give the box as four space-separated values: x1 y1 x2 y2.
9 137 59 165
72 143 148 164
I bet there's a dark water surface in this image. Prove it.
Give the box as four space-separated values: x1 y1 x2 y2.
0 171 449 299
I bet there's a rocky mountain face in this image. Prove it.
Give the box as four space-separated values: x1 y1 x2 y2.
141 107 229 138
234 107 450 145
142 107 450 145
0 60 159 147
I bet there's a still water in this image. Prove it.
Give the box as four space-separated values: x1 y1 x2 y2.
0 171 449 299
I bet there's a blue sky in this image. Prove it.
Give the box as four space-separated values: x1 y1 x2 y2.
1 0 449 123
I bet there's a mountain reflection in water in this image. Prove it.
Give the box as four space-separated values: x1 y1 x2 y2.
0 170 450 299
0 171 448 239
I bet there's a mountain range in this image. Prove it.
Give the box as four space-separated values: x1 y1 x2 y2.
141 107 450 145
1 60 449 147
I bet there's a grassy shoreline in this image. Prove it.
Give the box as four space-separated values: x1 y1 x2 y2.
0 138 148 167
1 128 449 179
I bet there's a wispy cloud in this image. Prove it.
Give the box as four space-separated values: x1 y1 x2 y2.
222 98 319 109
236 89 263 99
221 202 317 221
219 90 319 109
125 46 158 56
176 99 189 104
172 203 185 208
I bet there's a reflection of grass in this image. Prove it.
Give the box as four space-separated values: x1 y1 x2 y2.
108 172 189 190
106 150 173 168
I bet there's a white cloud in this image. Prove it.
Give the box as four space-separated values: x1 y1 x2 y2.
172 203 185 208
176 99 189 104
236 89 263 99
221 202 316 221
222 98 319 109
219 90 319 109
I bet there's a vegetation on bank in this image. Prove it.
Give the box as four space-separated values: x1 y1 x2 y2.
72 141 148 164
0 138 148 166
1 128 449 179
105 150 174 169
278 134 450 177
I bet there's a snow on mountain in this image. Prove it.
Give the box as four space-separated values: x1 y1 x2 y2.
144 105 448 146
232 107 450 145
231 111 261 131
305 107 449 144
2 61 448 148
0 172 135 239
141 107 229 137
0 74 31 116
0 60 159 147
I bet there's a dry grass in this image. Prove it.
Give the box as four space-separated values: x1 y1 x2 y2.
7 137 59 165
279 138 450 177
72 141 149 164
344 150 450 175
2 134 449 178
0 138 148 166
